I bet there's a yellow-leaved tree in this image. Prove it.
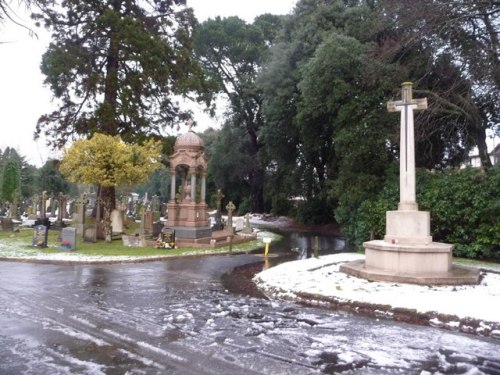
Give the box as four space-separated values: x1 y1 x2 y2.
60 133 162 242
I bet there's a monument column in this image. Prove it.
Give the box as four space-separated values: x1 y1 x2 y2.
190 171 196 201
170 170 176 202
200 174 207 203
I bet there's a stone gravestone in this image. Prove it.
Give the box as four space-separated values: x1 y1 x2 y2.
29 195 39 220
151 195 161 221
157 227 176 249
143 207 154 236
212 189 225 231
33 225 48 248
111 208 124 234
241 213 253 234
60 227 77 251
225 201 236 234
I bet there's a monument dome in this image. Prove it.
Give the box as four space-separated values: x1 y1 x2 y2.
174 131 204 150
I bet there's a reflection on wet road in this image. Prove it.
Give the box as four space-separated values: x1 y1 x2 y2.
0 255 499 374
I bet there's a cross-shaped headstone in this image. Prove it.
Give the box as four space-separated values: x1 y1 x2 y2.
41 191 47 218
387 82 427 211
225 201 236 233
56 193 67 224
74 193 89 239
32 195 39 217
74 194 89 222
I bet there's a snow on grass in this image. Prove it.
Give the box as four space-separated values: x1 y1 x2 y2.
253 253 500 328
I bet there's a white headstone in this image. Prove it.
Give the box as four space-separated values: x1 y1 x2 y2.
111 208 124 234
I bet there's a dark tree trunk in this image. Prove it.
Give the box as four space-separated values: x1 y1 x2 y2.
471 128 493 170
250 167 265 213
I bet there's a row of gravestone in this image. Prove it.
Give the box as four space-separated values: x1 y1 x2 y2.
32 225 77 250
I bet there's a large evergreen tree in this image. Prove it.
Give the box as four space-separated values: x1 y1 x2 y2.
1 161 20 204
34 0 211 148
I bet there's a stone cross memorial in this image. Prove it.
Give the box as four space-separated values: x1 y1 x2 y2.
387 82 427 211
340 82 479 285
383 82 432 246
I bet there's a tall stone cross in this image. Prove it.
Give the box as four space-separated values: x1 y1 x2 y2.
41 191 47 219
74 194 89 223
387 82 427 211
225 201 236 233
215 189 224 214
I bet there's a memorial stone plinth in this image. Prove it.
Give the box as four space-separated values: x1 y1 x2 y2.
340 82 479 285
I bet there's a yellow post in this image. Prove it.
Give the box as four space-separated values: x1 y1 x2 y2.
263 237 271 257
264 256 270 270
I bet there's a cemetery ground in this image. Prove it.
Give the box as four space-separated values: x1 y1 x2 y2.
0 220 276 264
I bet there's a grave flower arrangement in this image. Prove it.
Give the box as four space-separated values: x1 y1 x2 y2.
59 241 72 250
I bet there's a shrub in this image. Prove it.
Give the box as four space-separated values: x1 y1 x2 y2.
340 166 500 259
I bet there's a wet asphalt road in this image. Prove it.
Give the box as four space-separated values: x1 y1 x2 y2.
0 254 499 374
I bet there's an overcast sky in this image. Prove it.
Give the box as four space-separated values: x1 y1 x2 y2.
0 0 298 166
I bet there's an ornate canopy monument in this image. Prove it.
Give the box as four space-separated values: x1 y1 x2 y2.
166 121 211 241
341 82 479 285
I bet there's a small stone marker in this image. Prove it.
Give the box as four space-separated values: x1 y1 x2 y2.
33 225 48 248
60 227 77 251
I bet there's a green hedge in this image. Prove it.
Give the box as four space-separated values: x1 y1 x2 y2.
339 166 500 260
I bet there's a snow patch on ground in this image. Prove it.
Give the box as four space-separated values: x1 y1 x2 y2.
254 253 500 337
